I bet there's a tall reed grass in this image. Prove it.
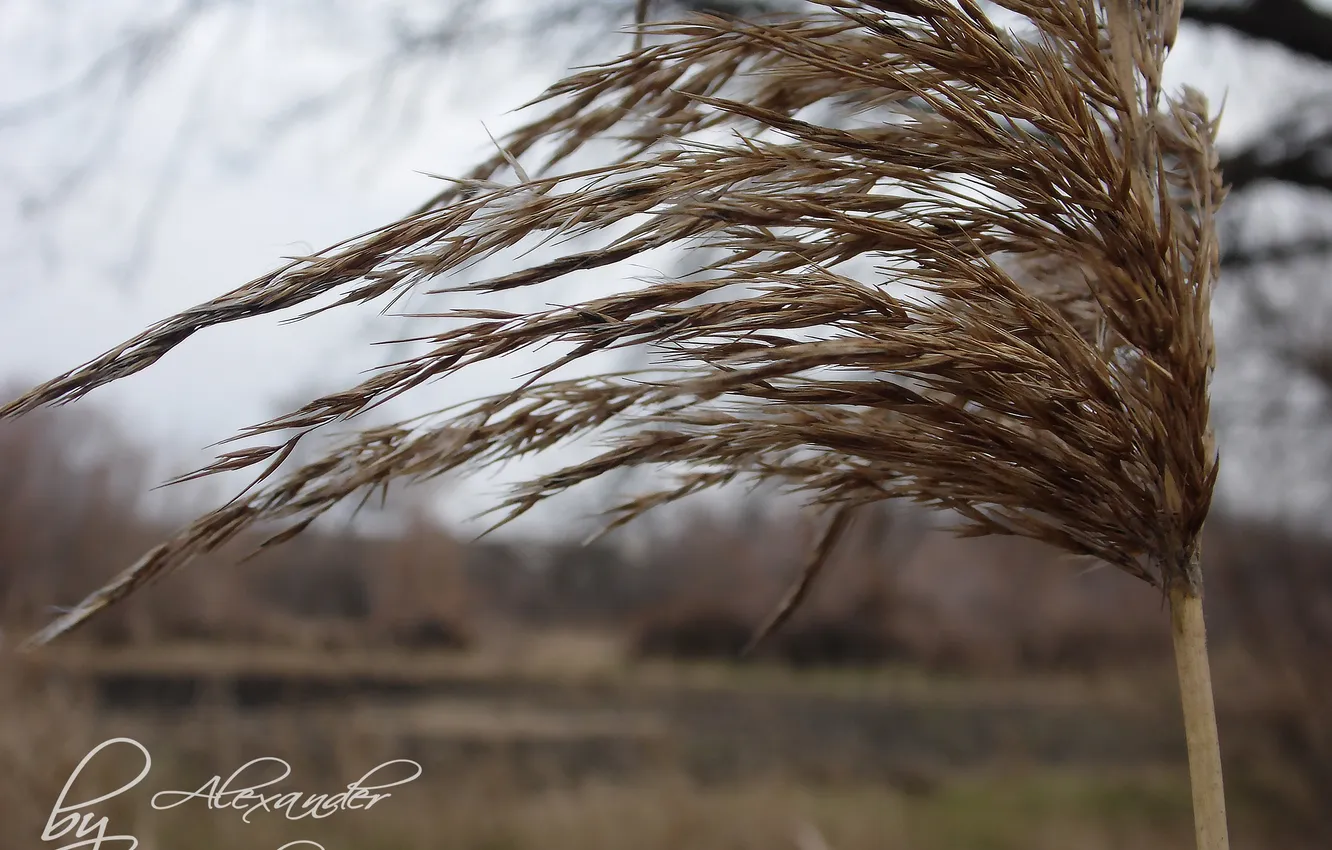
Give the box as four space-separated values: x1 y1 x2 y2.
3 1 1228 845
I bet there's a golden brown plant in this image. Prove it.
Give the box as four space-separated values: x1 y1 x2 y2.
2 1 1227 845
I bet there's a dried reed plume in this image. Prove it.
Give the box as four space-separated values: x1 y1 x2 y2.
2 0 1228 845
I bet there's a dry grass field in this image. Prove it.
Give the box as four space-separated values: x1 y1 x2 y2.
0 631 1280 850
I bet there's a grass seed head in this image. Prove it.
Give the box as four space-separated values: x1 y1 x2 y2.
3 0 1224 646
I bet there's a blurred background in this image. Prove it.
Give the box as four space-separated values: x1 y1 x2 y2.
0 1 1329 848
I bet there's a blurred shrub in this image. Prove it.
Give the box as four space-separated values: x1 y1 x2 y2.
772 617 898 668
633 606 757 661
384 616 471 651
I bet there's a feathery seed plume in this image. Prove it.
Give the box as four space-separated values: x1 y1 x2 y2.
2 3 1229 844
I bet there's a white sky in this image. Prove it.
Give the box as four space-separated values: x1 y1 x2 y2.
2 1 1330 539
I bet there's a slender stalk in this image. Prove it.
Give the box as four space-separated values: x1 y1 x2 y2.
1170 580 1230 850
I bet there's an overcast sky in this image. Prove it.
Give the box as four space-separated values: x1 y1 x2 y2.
2 1 1330 539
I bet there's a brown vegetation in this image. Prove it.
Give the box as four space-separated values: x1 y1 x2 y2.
1 399 1329 849
2 0 1222 661
0 3 1298 846
0 397 472 651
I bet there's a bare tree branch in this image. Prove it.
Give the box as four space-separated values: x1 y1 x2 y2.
1182 0 1332 64
1221 233 1332 268
1221 130 1332 196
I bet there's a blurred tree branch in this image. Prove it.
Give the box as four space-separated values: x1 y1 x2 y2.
1220 234 1332 269
6 0 1331 273
1182 0 1332 64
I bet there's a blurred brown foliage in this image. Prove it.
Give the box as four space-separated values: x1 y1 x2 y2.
0 391 471 651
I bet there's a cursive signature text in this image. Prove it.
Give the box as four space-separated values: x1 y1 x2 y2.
41 737 421 850
151 757 422 822
43 738 151 850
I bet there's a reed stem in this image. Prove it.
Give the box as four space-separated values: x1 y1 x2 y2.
1170 582 1230 850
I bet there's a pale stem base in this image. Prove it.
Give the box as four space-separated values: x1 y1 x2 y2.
1170 585 1231 850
